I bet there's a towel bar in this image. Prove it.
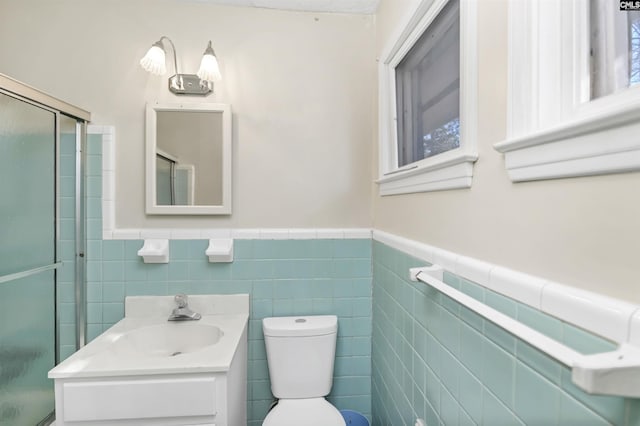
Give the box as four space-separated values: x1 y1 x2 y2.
412 265 640 398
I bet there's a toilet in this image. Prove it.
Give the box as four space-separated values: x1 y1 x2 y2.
262 315 346 426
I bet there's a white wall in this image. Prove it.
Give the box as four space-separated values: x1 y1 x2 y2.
0 0 375 228
373 0 640 303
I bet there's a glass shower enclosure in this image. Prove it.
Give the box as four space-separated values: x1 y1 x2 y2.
0 75 89 425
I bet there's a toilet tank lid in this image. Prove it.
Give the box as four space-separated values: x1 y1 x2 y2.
263 315 338 337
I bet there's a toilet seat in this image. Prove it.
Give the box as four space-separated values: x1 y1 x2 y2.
262 398 346 426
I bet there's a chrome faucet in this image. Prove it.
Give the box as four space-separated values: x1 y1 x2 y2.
168 294 202 321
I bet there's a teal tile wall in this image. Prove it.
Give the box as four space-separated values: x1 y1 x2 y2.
88 239 372 425
83 133 372 425
371 241 640 426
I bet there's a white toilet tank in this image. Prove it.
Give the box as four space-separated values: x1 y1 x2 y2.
263 315 338 399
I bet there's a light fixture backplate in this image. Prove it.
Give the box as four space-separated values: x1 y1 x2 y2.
168 74 213 96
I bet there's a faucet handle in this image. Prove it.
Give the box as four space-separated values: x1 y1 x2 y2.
174 293 188 308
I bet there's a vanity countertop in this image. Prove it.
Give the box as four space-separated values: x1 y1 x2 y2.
49 294 249 379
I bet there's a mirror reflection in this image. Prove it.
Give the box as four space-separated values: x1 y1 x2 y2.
155 110 223 206
146 103 231 215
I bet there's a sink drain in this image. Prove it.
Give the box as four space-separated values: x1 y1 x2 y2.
170 351 182 357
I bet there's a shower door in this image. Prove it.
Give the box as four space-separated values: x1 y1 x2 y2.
156 153 176 205
0 88 84 425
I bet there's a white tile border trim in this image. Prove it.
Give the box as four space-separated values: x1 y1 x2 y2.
105 228 372 240
489 266 546 310
88 124 116 240
373 229 640 345
541 283 638 345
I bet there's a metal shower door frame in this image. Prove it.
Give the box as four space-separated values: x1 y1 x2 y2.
0 72 91 390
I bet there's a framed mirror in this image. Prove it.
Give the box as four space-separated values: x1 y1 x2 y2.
145 103 232 215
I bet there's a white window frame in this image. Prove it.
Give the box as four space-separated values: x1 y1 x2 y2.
495 0 640 182
377 0 478 196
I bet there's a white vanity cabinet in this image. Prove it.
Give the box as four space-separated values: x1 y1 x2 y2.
53 349 246 426
49 295 249 426
56 375 219 424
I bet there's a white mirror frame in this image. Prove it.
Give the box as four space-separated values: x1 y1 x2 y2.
145 102 232 215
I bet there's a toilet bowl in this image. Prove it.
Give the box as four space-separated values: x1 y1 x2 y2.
262 398 345 426
262 315 345 426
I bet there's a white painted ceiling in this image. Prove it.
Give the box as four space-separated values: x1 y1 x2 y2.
186 0 381 14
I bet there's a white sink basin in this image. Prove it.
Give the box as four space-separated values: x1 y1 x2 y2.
49 294 249 379
114 323 224 357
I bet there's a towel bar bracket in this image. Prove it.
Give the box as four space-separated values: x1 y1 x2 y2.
409 265 443 282
573 344 640 398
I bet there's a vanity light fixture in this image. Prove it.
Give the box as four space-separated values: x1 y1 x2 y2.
140 36 222 96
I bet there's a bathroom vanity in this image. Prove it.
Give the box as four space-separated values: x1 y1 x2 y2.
48 294 248 426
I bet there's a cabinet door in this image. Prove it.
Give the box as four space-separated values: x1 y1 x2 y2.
61 376 217 422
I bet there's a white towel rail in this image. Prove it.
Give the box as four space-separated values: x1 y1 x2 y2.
411 265 640 398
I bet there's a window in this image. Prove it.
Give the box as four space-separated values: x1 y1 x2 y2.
495 0 640 182
634 13 640 84
377 0 477 195
591 2 640 98
395 0 460 167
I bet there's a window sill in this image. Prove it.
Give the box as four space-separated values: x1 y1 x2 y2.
376 153 477 195
494 100 640 182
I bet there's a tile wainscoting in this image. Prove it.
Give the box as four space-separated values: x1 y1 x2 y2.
86 237 372 426
371 237 640 426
